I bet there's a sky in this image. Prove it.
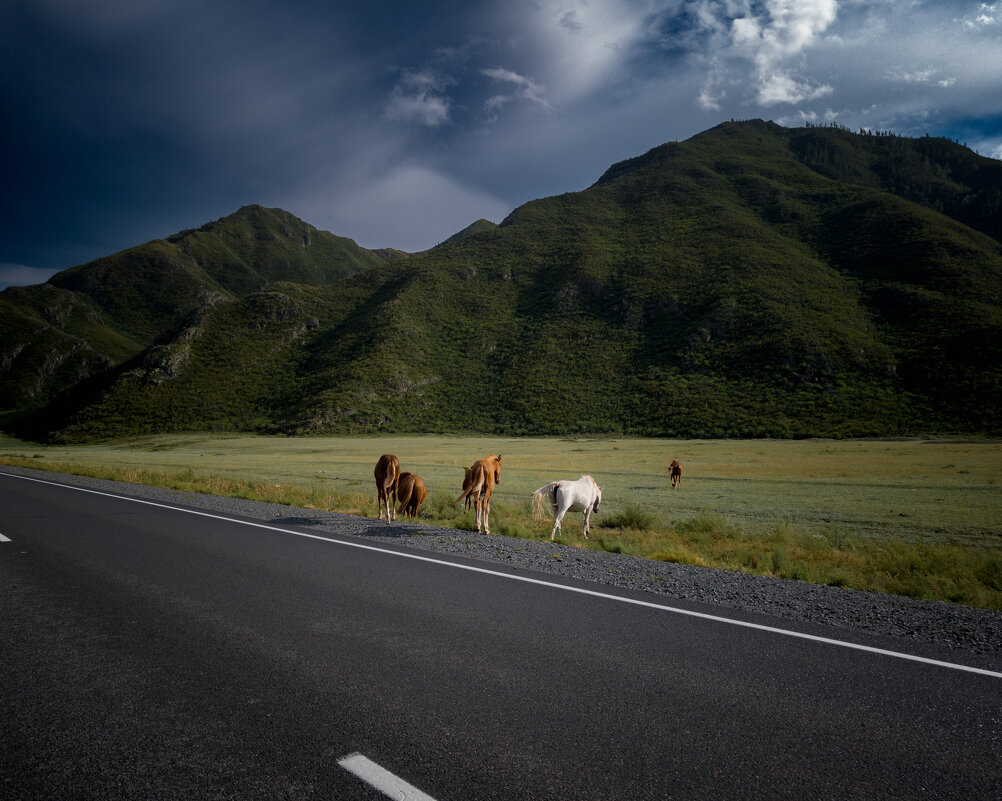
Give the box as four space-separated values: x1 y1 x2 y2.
3 0 1002 288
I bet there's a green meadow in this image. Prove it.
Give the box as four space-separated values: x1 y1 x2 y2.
1 434 1000 609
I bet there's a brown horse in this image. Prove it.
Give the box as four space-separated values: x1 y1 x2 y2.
455 454 502 534
669 459 683 490
374 453 401 524
460 466 474 509
397 472 427 518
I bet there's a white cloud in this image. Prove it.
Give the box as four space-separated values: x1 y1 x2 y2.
481 67 551 112
888 68 957 87
962 2 1002 27
696 57 730 111
684 0 843 108
756 71 833 104
485 94 511 114
774 106 843 127
697 79 724 111
383 70 454 127
728 0 839 105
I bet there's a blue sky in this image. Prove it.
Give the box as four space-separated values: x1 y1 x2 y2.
3 0 1001 288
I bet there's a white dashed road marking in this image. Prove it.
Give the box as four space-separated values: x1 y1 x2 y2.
0 532 11 542
338 753 439 800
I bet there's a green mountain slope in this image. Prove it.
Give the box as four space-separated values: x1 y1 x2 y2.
0 205 399 414
4 121 1001 440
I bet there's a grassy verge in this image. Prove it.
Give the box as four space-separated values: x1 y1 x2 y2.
2 438 1000 610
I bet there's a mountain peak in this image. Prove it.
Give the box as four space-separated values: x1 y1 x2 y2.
435 218 499 248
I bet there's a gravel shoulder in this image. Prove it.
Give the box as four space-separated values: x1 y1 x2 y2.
5 465 1001 668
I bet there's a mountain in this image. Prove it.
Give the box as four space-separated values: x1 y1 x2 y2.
0 205 400 415
3 120 1001 441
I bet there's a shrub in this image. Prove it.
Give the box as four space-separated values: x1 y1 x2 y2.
652 546 707 567
496 520 534 539
426 490 464 519
676 512 739 543
976 557 1002 592
602 503 656 531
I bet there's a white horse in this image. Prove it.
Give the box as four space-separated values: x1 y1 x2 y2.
531 475 602 540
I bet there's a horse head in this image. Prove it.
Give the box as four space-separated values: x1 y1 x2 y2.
491 454 502 484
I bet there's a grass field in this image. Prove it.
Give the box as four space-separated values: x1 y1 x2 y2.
1 433 1000 608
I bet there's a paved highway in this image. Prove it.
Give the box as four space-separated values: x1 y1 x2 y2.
2 470 1000 800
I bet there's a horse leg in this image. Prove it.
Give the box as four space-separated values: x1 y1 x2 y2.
482 487 493 534
583 507 591 539
397 483 411 519
550 505 566 540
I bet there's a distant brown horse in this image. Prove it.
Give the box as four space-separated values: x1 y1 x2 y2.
455 454 502 534
397 472 427 518
374 454 401 524
669 459 683 490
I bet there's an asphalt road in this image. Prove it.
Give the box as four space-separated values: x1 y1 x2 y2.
2 470 1000 800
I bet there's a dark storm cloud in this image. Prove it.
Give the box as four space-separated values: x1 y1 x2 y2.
2 0 1000 289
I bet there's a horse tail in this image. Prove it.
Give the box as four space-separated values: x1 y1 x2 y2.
397 481 413 515
383 461 400 492
455 465 486 505
531 483 558 519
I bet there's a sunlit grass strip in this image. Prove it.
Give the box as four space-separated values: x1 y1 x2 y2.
0 457 378 518
2 455 999 610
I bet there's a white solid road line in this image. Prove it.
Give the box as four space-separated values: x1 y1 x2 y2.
2 469 1001 680
338 753 439 801
0 532 11 542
